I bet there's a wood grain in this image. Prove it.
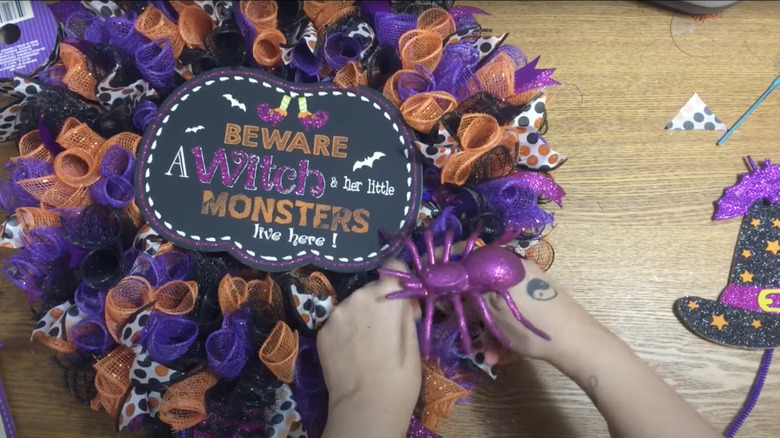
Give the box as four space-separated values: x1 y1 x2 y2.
1 1 780 437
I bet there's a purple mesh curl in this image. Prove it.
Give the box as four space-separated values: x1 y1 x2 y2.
433 43 481 101
91 176 134 209
25 226 70 263
128 252 164 287
133 100 159 131
477 178 554 238
84 20 110 44
100 145 135 180
48 0 88 24
485 45 527 69
397 66 436 102
2 249 42 298
107 13 151 55
64 11 98 40
38 65 67 88
375 12 417 49
206 322 248 380
150 1 179 23
74 283 105 316
291 40 324 77
38 114 65 157
234 4 259 51
70 317 115 354
9 158 55 182
323 33 362 71
156 251 192 282
135 39 177 90
293 337 328 438
146 314 199 365
428 206 463 242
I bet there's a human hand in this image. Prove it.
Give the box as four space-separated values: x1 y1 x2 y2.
317 259 421 437
484 257 601 364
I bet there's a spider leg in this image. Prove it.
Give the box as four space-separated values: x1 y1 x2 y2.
463 219 483 257
386 288 426 300
377 268 414 281
496 288 551 341
422 297 435 359
424 230 436 266
472 293 511 347
441 229 455 264
450 296 473 355
402 235 424 273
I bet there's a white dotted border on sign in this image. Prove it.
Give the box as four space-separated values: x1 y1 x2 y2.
144 75 413 264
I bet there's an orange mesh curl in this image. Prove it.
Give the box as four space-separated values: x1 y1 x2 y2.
399 91 456 133
382 69 407 107
247 276 283 310
57 117 105 153
292 269 337 301
18 130 42 155
59 43 97 101
159 371 220 431
91 346 135 416
40 182 92 209
105 276 155 341
420 361 470 432
417 8 456 40
475 52 516 100
169 0 195 13
12 145 52 163
155 280 198 315
399 29 443 72
16 207 61 235
252 29 286 67
16 176 55 202
32 331 76 353
258 321 299 384
124 200 145 228
53 148 100 188
526 238 554 271
178 6 215 48
218 274 248 315
241 1 277 31
303 1 356 31
333 61 368 89
101 132 142 156
135 6 186 57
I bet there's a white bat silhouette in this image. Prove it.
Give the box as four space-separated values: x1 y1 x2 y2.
222 94 246 112
353 152 386 171
185 125 205 133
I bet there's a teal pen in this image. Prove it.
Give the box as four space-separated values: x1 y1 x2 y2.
717 74 780 146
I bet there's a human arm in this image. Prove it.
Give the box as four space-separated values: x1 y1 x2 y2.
318 260 421 438
486 260 722 438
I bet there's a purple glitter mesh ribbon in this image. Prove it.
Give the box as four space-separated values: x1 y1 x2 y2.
74 283 105 315
478 178 554 238
433 43 481 101
156 250 192 282
397 66 436 102
38 65 67 88
408 416 440 438
206 308 252 380
64 10 97 40
291 39 324 77
91 175 134 208
84 20 110 44
128 252 165 287
47 0 89 24
428 206 463 242
133 100 159 131
375 12 417 48
100 145 135 180
0 158 53 210
25 227 69 263
135 39 177 90
150 0 179 23
514 56 560 95
509 171 566 206
38 115 64 157
323 33 362 71
486 45 528 69
145 313 199 365
715 158 780 220
234 5 258 48
107 13 151 55
70 317 115 354
293 337 328 438
2 249 43 300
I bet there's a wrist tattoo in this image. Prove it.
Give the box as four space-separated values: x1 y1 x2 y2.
526 278 557 301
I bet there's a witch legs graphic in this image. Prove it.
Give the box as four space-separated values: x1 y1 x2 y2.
256 95 328 130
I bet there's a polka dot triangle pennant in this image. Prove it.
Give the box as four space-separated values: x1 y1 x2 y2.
666 93 727 131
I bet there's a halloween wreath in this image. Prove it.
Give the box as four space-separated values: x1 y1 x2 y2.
0 1 565 437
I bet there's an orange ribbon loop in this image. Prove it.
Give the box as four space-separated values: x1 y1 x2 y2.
258 321 299 384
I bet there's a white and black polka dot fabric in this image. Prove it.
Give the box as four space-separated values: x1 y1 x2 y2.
666 93 726 131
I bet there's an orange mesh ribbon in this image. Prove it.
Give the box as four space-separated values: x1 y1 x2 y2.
169 1 196 13
136 6 186 57
105 276 155 342
53 148 101 187
60 43 97 101
440 113 519 185
218 273 284 316
333 61 368 89
258 321 299 384
124 200 145 228
15 207 60 235
252 28 287 67
30 301 86 353
178 6 215 49
399 91 457 133
417 7 456 41
475 52 526 102
399 29 443 72
57 117 105 153
91 345 135 416
241 0 278 31
524 237 554 271
420 361 470 432
159 371 220 431
101 132 142 156
155 280 198 315
14 130 52 162
303 1 356 31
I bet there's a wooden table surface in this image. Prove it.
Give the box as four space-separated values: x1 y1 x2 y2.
1 1 780 437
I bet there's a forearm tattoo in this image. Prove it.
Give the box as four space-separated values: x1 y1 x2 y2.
526 278 558 301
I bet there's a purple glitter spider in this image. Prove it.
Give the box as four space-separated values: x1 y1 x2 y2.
380 228 550 358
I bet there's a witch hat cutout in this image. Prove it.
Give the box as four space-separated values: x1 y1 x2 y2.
666 93 726 130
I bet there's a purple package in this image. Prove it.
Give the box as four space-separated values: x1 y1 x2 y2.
0 1 59 78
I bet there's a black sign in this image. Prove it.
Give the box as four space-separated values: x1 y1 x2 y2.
135 68 422 272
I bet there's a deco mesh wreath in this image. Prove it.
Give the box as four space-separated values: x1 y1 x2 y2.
0 1 566 437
